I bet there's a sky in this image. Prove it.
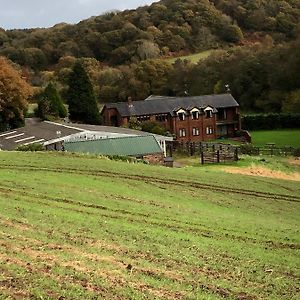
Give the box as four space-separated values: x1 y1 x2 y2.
0 0 155 30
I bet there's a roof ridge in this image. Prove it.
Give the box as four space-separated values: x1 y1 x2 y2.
65 134 155 144
106 93 234 105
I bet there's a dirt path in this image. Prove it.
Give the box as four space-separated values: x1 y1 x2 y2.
223 165 300 182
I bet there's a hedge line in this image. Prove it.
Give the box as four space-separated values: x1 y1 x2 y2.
241 113 300 130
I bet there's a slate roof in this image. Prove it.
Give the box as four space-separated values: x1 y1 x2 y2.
103 94 239 117
65 135 163 157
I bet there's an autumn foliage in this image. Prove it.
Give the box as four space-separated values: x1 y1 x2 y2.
0 57 32 130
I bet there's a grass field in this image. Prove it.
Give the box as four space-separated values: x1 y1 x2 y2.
0 152 299 299
250 129 300 148
166 50 214 64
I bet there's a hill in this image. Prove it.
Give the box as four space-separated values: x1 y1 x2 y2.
0 0 299 119
1 0 299 69
0 151 299 299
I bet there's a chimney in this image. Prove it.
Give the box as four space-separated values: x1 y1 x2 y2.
128 96 133 108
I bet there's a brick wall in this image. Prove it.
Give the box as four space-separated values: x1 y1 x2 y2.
143 153 165 165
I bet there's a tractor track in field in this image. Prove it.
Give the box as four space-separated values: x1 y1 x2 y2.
1 164 300 203
2 185 299 251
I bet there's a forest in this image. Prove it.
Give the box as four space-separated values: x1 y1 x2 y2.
0 0 300 129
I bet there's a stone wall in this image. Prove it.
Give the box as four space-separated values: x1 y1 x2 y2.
143 153 165 165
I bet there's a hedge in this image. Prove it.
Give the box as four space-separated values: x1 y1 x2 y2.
242 113 300 130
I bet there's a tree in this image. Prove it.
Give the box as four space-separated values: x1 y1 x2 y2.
36 82 67 120
141 121 167 135
136 40 160 60
66 60 100 124
0 57 32 131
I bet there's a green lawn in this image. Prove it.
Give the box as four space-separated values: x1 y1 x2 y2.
166 50 214 64
250 129 300 148
0 151 299 299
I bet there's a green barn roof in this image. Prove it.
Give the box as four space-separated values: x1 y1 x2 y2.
64 135 163 157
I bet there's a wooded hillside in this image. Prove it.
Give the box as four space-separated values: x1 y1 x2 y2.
1 0 299 68
0 0 299 116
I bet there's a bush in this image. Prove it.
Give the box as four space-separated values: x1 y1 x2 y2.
239 144 260 155
141 121 167 135
292 148 300 157
242 113 300 130
16 143 45 152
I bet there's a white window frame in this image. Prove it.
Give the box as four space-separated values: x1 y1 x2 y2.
192 111 199 120
179 128 186 137
190 108 200 120
177 109 187 121
178 112 185 121
192 127 199 136
204 107 213 118
206 126 213 135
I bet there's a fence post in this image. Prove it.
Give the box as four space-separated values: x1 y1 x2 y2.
217 150 220 163
201 151 204 165
190 142 194 156
234 148 238 161
169 143 173 157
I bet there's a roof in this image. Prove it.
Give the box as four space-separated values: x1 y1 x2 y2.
0 118 172 150
64 135 163 157
103 94 239 117
0 119 80 150
63 124 173 141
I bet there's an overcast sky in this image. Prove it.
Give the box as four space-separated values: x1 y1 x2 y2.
0 0 155 30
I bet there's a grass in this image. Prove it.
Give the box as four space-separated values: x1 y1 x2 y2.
165 50 214 64
174 152 300 172
0 151 299 299
250 129 300 148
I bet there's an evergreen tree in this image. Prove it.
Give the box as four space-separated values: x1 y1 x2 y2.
66 61 100 124
37 82 67 120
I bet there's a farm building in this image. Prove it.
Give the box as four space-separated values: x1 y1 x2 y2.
65 135 165 165
101 94 241 142
0 118 173 158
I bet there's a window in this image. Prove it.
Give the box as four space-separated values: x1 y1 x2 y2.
156 115 167 122
137 115 150 121
192 127 199 136
191 111 199 120
205 110 213 118
206 126 213 135
179 128 186 137
178 112 185 121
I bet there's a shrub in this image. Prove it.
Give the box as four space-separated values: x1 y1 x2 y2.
239 144 260 155
16 143 45 152
292 148 300 157
242 113 300 130
141 121 167 135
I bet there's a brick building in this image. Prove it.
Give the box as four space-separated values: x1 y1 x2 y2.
101 94 241 142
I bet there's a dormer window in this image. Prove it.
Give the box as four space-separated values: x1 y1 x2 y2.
178 112 185 121
206 110 212 118
176 109 186 121
204 107 213 118
192 111 199 120
190 107 200 120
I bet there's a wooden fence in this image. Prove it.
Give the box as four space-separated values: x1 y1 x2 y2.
169 142 239 164
239 144 296 156
200 143 238 164
168 141 298 162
